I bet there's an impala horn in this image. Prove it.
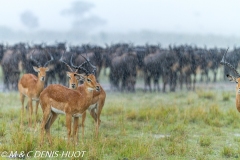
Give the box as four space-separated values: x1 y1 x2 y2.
80 54 97 74
43 49 54 67
59 51 74 72
70 54 90 75
220 47 240 76
30 50 41 67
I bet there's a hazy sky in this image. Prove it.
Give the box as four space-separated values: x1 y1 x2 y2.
0 0 240 36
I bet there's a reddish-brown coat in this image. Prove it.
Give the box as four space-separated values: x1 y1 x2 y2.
39 74 99 145
18 67 49 127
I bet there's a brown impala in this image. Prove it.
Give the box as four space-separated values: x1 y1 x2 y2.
39 55 100 145
69 54 106 139
18 50 53 127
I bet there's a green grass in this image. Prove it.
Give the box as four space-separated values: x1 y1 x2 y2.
0 66 238 159
0 89 239 159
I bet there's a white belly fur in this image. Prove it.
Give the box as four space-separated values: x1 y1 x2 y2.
88 104 97 111
51 106 82 117
51 107 65 115
72 113 82 117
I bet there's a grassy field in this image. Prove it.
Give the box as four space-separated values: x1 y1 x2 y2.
0 86 240 159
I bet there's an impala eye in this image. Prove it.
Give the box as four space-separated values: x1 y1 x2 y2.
87 79 91 82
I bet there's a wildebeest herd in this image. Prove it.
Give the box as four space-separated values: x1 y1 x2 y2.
0 42 239 92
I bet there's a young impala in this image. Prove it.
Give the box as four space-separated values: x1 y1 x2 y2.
18 50 53 127
39 57 100 145
220 48 240 112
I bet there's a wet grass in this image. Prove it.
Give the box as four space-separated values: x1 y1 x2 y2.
0 89 240 159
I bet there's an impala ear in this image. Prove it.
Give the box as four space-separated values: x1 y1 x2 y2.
45 67 50 72
227 74 238 83
66 71 71 78
33 66 39 72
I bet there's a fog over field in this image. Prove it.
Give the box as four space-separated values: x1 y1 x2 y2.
0 0 240 48
1 28 240 48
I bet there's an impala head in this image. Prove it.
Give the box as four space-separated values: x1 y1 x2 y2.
83 74 100 91
33 66 49 81
220 48 240 93
226 74 240 93
31 49 53 81
66 72 83 89
59 52 86 89
69 54 100 91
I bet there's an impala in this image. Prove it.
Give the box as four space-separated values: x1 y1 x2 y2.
39 57 100 145
18 50 53 127
59 54 86 141
61 54 106 139
220 48 240 112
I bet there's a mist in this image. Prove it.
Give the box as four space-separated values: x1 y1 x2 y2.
0 0 240 48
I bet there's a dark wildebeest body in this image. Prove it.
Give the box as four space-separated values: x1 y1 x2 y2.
109 51 137 92
1 46 26 91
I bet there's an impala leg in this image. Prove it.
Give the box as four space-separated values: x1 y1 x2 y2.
27 97 33 128
45 112 58 145
48 112 58 127
89 107 97 122
34 101 39 127
81 112 87 140
66 114 72 144
89 103 104 138
40 107 51 145
73 117 79 144
19 93 25 127
96 101 104 138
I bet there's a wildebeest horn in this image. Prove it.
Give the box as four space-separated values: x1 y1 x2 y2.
43 49 54 67
220 47 240 76
30 50 41 67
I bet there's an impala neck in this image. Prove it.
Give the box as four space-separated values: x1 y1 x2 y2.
36 79 45 93
76 82 93 95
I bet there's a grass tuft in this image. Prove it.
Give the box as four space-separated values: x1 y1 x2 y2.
222 92 231 101
221 146 235 158
199 135 211 147
196 90 216 99
0 123 6 137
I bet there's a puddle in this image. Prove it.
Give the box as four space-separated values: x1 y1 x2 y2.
234 133 240 137
153 134 170 139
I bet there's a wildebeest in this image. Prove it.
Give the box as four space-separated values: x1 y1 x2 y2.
143 45 179 92
1 43 26 91
108 46 138 92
